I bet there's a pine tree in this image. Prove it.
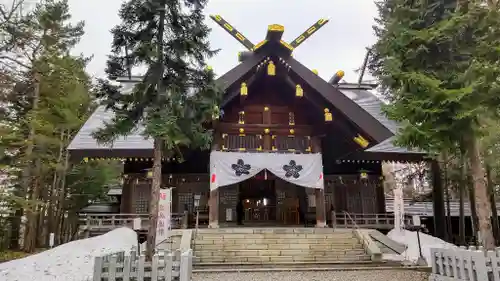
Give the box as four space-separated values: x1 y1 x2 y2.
94 0 221 259
370 0 500 248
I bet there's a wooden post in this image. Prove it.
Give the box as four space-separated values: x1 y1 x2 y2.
315 188 326 227
208 189 219 228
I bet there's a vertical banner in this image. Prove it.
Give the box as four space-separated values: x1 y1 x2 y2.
156 188 172 246
393 182 405 233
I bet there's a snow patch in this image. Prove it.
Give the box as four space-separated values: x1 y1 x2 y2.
385 229 457 264
0 227 137 281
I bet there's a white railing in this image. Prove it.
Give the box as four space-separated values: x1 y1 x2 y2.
429 246 500 281
93 248 193 281
79 213 188 231
331 212 412 229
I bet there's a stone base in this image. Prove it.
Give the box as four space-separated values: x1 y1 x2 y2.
315 220 327 228
208 221 219 228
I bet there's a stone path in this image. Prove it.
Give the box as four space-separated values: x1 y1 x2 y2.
192 270 430 281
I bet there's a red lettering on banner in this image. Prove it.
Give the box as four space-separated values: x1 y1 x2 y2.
160 192 166 200
211 174 216 183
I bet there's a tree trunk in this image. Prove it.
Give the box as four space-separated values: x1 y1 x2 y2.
146 138 163 261
459 154 466 245
23 158 42 252
466 136 495 249
145 0 166 261
443 158 452 242
48 130 65 246
55 136 70 245
22 72 40 252
486 163 499 244
432 159 447 240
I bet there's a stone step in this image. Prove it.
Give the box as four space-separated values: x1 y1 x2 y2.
195 233 356 240
192 261 410 271
194 237 359 243
194 243 364 250
195 255 371 263
193 249 367 257
195 228 348 234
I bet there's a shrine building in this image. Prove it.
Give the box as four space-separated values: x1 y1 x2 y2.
70 17 440 231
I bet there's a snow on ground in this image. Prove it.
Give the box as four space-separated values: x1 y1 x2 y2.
385 229 457 265
0 227 137 281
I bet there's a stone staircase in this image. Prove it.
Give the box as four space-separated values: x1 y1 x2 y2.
192 228 372 268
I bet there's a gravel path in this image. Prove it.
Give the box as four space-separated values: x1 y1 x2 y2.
192 270 430 281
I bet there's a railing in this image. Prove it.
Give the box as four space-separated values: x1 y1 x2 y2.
429 246 500 281
93 248 193 281
331 212 412 229
342 211 383 262
79 213 189 231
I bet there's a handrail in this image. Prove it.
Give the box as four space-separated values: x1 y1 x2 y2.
342 211 361 230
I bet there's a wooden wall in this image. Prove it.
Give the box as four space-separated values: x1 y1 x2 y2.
121 174 385 217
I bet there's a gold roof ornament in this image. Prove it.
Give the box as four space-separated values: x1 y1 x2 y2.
267 61 276 76
324 108 333 122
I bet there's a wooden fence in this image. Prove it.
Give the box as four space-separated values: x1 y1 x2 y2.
93 248 193 281
429 246 500 281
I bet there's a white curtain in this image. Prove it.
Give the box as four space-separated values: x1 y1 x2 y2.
209 151 324 190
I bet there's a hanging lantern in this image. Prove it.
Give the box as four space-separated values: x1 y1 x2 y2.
289 128 295 135
240 82 248 96
359 170 369 180
296 85 303 97
267 61 276 76
324 108 332 122
264 128 270 134
238 111 245 124
288 112 295 125
264 106 270 111
239 128 245 135
146 170 153 179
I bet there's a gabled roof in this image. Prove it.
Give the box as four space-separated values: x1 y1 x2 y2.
284 57 393 142
68 30 423 161
67 80 417 159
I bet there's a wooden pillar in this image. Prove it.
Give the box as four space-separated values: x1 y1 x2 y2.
208 189 219 228
315 188 326 227
376 181 386 213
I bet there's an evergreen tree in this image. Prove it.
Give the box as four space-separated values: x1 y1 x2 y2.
370 0 500 248
0 0 123 252
94 0 221 259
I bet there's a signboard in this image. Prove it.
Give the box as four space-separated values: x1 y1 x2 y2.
412 215 421 226
133 217 141 230
393 184 405 232
156 188 172 246
49 233 54 248
226 208 232 221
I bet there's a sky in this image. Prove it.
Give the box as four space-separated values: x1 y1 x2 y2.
67 0 379 82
